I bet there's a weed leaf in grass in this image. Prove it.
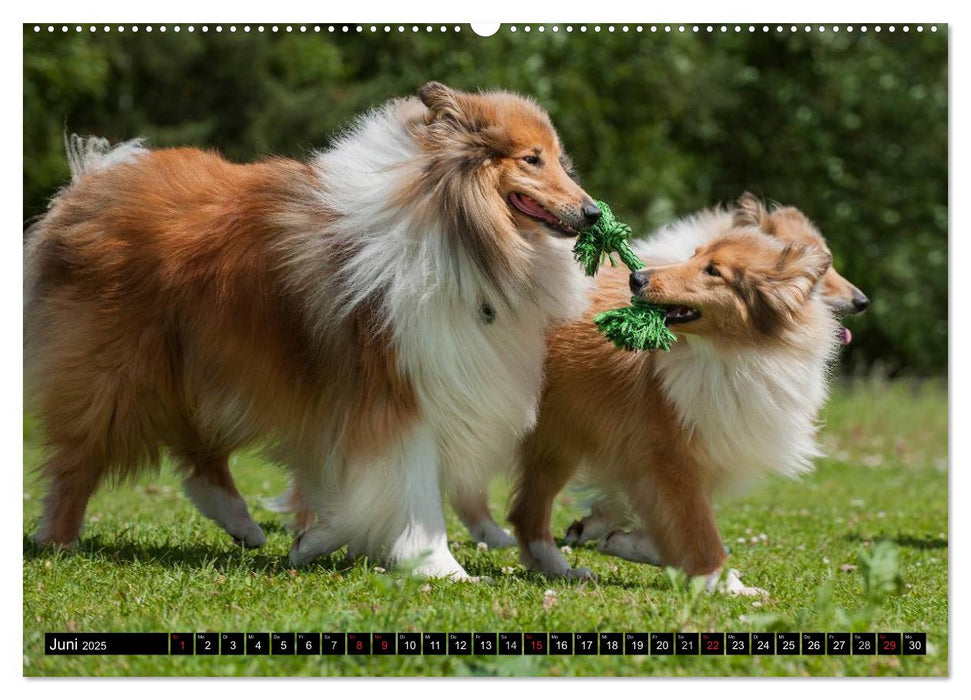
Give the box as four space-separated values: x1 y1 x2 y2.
859 540 905 602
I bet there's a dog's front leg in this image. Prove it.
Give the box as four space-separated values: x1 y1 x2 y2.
386 426 471 580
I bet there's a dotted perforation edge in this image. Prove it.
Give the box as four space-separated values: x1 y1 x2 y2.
31 24 941 35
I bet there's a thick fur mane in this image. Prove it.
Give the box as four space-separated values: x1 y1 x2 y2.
281 97 574 348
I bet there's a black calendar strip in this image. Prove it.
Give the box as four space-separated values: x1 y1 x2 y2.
43 631 927 656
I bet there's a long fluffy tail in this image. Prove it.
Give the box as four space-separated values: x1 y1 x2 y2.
64 134 147 182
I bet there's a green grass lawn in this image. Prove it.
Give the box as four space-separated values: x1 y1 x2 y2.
22 378 948 677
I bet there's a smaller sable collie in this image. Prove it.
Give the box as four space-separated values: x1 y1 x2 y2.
25 82 596 579
509 198 847 593
562 195 868 550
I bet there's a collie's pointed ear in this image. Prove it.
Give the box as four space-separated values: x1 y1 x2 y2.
419 82 464 121
733 192 769 230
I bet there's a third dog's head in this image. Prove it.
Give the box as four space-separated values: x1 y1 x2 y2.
733 193 869 317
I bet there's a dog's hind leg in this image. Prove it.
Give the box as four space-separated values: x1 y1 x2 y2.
509 439 592 580
33 448 105 548
178 452 266 548
450 484 516 549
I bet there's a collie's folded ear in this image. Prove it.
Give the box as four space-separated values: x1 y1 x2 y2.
733 192 769 230
748 243 833 334
778 243 832 287
419 82 464 121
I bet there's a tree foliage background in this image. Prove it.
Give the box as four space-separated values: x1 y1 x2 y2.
23 26 947 374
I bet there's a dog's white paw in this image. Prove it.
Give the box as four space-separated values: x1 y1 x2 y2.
597 529 663 566
231 521 266 549
31 528 79 550
410 558 473 580
560 566 596 581
288 526 344 567
523 541 594 580
707 568 768 597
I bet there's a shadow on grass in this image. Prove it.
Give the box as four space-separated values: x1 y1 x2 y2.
844 533 948 550
24 530 669 591
22 529 347 575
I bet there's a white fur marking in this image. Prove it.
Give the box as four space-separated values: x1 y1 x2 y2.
65 134 147 182
706 568 768 597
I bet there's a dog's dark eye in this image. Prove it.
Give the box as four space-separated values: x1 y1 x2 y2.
523 155 542 167
704 263 721 277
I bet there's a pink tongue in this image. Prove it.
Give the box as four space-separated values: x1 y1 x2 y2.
838 326 852 345
513 193 556 224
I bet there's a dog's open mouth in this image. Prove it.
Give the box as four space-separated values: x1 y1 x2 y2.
838 325 852 345
508 192 577 236
662 305 702 325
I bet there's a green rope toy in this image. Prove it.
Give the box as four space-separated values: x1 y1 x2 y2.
572 201 677 352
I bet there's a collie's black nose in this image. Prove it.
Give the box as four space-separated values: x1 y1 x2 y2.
582 202 603 225
852 290 870 312
629 270 651 294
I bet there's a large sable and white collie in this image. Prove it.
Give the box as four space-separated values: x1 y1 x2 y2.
508 198 855 592
24 82 597 579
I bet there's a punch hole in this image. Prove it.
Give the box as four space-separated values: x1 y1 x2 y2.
470 22 502 36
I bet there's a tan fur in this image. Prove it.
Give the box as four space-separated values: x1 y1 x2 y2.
510 228 833 577
26 150 417 544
